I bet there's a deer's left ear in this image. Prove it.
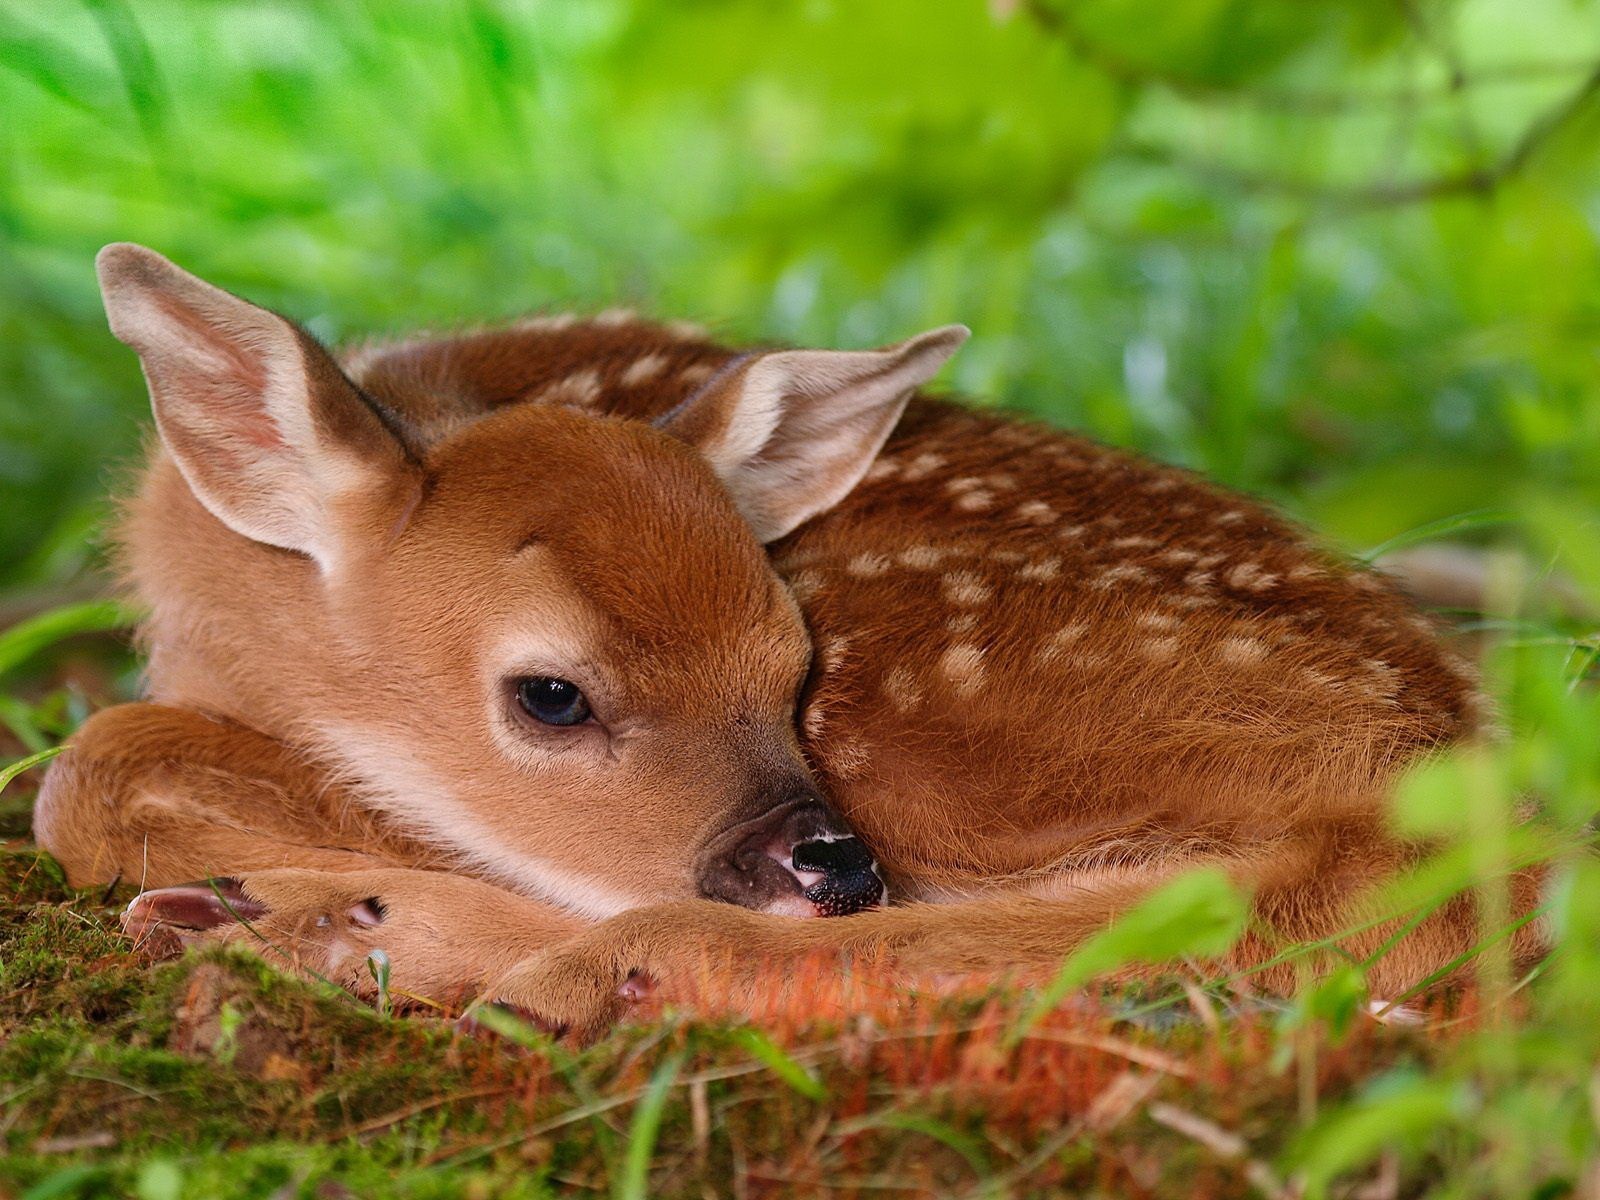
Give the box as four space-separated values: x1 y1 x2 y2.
660 325 969 542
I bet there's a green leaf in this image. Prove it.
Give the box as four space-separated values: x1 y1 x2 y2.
1287 1074 1468 1199
134 1160 183 1200
1304 964 1368 1041
21 1165 109 1200
0 600 138 681
734 1027 828 1102
1010 866 1249 1042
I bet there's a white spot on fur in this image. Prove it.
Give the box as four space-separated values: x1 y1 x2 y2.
620 353 667 386
863 458 900 483
803 704 826 739
666 319 709 341
846 552 890 578
1142 636 1179 661
882 666 923 711
1036 622 1087 664
955 489 995 512
679 363 715 386
1016 500 1056 524
541 368 602 407
1217 636 1267 666
820 734 870 780
818 635 853 674
594 306 636 326
900 452 945 481
1091 563 1151 589
899 545 948 570
1111 535 1160 551
786 570 825 603
1226 563 1279 591
1139 611 1180 630
1213 510 1247 526
940 644 986 696
1017 558 1061 582
942 571 991 607
1361 658 1401 695
514 312 577 332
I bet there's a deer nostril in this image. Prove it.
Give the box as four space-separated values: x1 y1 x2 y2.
791 836 873 876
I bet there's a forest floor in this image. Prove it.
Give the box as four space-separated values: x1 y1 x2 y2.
0 767 1490 1200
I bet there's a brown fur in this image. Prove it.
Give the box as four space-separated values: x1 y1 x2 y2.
34 246 1544 1036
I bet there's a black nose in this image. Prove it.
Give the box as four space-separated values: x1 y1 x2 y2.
791 836 881 916
695 798 885 916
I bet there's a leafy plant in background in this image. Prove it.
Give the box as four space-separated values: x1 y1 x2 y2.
2 0 1599 1196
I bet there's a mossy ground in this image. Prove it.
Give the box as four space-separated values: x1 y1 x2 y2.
0 769 1476 1200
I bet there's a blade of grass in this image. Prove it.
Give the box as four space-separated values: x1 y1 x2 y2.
0 694 51 752
1359 509 1516 563
0 745 66 794
833 1110 993 1178
614 1050 686 1200
1372 906 1548 1017
79 0 173 163
0 599 137 680
734 1027 828 1102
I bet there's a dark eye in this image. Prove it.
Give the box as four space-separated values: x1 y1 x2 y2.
515 676 592 727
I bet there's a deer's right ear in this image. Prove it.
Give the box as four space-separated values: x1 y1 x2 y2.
660 325 969 543
96 243 419 570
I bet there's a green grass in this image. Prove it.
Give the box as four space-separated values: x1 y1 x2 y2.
5 0 1600 1196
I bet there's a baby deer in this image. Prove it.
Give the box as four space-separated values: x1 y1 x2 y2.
34 244 1544 1035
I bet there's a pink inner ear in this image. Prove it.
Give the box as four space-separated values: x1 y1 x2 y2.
153 291 286 451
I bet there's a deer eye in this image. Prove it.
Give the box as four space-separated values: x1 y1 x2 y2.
515 676 592 727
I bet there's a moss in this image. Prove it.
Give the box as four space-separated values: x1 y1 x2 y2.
0 793 1577 1199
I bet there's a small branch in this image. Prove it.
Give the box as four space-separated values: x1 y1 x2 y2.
1022 0 1598 114
1115 58 1600 210
1022 0 1600 210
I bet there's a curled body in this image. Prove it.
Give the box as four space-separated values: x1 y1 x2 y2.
33 245 1544 1035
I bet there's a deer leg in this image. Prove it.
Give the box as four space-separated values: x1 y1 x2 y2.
488 833 1548 1036
33 703 586 1006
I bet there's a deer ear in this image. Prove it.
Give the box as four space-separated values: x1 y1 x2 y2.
661 325 969 542
96 243 418 570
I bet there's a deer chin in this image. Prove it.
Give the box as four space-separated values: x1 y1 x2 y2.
759 892 830 918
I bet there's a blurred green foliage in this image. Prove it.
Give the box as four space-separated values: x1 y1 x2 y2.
5 3 1600 1197
4 0 1600 590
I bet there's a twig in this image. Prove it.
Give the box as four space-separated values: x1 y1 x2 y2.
1148 1102 1293 1200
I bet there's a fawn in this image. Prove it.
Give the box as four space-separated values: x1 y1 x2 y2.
34 244 1544 1036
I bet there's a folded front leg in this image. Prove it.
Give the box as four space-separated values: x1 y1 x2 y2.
486 839 1550 1036
34 702 436 887
125 867 587 1008
34 703 588 1009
